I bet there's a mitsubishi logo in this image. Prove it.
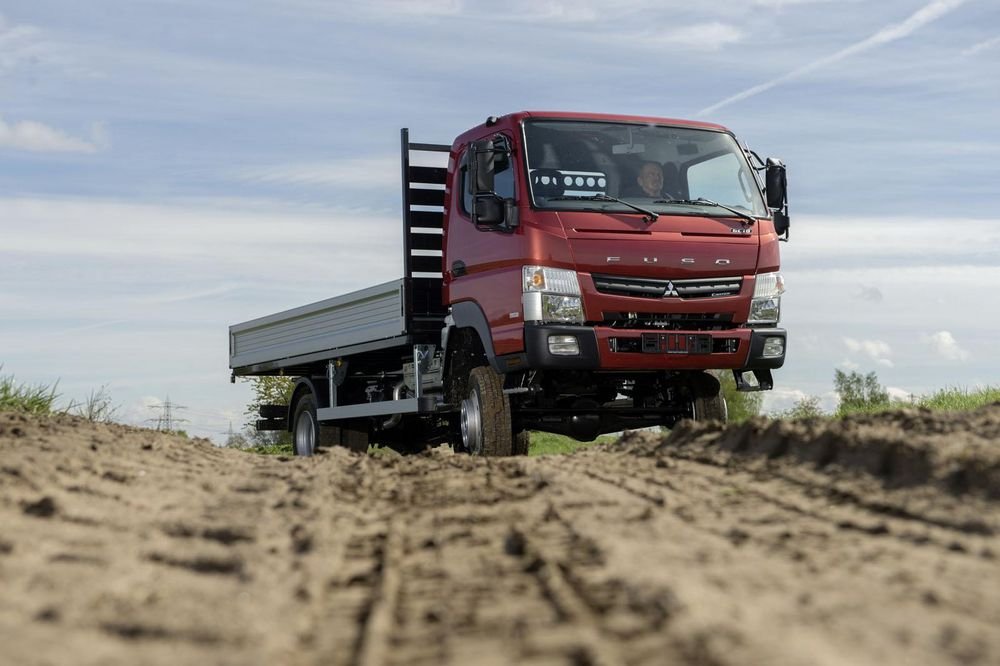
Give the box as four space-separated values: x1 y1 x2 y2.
664 281 680 297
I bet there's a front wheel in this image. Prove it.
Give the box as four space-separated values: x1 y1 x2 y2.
460 366 513 457
690 372 728 422
693 393 728 422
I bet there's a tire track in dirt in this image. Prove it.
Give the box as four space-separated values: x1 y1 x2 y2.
1 407 999 665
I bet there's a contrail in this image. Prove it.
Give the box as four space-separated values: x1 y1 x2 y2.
696 0 966 116
962 34 1000 57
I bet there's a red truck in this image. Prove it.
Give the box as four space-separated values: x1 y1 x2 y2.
229 111 789 456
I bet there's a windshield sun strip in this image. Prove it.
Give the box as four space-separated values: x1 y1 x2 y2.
520 119 768 216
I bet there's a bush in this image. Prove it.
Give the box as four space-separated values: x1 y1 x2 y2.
719 371 763 423
775 395 825 420
834 370 889 416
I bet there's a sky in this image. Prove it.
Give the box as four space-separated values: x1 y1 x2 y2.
2 0 998 441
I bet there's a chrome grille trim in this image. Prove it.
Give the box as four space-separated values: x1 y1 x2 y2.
593 274 743 299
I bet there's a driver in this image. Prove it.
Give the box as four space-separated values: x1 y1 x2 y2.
636 161 665 197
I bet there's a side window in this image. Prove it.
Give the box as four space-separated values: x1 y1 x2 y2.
494 162 514 199
686 153 754 209
460 152 473 216
459 138 515 219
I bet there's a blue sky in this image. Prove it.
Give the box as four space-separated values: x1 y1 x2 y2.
2 0 998 440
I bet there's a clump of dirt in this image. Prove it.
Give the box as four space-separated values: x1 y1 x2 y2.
2 407 999 665
649 404 1000 500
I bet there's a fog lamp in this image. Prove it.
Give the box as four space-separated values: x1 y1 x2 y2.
762 336 785 358
548 335 580 356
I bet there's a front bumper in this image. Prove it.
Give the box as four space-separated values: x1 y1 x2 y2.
523 324 786 371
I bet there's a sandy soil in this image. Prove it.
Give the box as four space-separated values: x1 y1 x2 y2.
1 406 998 665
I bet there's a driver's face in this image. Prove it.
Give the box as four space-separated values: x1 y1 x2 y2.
638 163 663 196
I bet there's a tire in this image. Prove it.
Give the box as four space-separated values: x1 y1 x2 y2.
693 393 728 422
691 371 728 422
512 430 530 456
292 392 321 457
292 393 365 456
460 366 513 457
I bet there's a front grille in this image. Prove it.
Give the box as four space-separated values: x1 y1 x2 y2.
593 274 743 299
609 335 741 354
601 312 736 331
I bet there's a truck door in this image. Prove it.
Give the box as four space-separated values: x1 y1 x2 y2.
444 137 526 357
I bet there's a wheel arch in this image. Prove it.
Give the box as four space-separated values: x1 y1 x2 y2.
447 301 504 374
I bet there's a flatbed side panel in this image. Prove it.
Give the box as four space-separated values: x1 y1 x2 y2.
229 279 407 369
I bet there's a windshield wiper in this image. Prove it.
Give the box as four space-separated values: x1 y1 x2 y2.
547 194 658 223
653 197 756 225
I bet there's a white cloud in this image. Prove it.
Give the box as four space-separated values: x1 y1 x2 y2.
762 388 838 415
844 337 892 360
697 0 967 114
887 386 915 402
0 116 105 154
854 284 884 303
923 331 970 361
0 14 42 74
962 35 1000 57
235 156 401 189
280 0 462 20
0 13 95 79
636 22 743 51
753 0 846 6
839 359 860 371
784 215 1000 270
0 196 406 325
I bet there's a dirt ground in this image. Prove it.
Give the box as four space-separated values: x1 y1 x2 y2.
1 406 998 666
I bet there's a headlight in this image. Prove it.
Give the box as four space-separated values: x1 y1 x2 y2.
523 266 581 295
540 294 583 323
749 271 784 324
523 266 584 323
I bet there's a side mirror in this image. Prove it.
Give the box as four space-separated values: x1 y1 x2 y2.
773 210 789 237
469 136 517 232
471 139 496 195
765 158 790 240
765 158 786 209
474 196 503 226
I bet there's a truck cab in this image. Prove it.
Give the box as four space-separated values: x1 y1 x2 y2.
441 111 787 447
230 110 789 457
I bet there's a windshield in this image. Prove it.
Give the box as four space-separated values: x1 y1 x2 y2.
523 120 768 218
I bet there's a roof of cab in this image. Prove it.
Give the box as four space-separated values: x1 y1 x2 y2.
452 110 731 149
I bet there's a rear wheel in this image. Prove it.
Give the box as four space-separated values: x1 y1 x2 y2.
292 392 367 456
460 366 513 457
292 393 321 457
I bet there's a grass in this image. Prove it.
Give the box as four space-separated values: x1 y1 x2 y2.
242 443 294 456
0 368 120 423
528 431 619 456
0 368 59 415
777 385 1000 420
836 385 1000 418
914 385 1000 411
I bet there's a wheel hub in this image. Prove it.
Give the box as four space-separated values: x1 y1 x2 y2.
460 395 482 455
